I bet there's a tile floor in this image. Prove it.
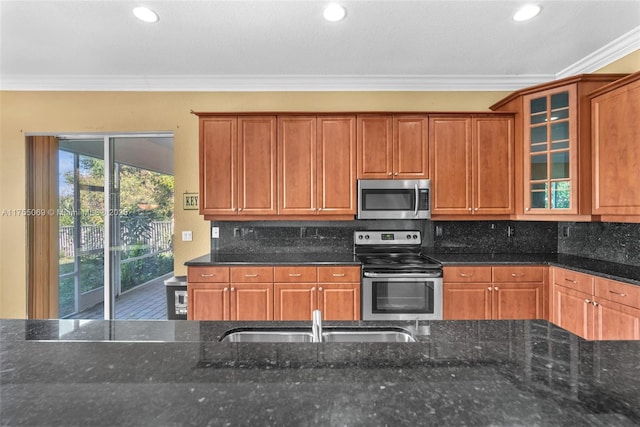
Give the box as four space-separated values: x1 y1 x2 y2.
69 273 173 320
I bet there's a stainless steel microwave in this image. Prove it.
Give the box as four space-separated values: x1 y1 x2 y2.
357 179 431 220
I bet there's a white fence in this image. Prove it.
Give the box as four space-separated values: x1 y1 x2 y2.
59 221 173 257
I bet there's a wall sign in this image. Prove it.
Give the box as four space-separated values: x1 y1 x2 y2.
183 193 199 210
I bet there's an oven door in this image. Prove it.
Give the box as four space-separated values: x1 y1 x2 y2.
362 275 442 320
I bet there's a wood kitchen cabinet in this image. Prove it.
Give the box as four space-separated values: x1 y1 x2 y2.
357 114 429 179
187 266 273 321
552 267 640 340
590 71 640 221
490 74 625 220
198 115 277 217
274 266 360 321
429 115 514 218
278 115 357 216
443 265 544 320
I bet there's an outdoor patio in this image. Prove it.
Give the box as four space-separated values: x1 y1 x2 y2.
68 273 172 320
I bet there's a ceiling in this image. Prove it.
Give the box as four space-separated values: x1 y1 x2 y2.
1 0 639 92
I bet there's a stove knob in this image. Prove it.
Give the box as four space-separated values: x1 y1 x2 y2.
407 234 412 239
413 234 418 239
365 235 370 239
358 235 363 240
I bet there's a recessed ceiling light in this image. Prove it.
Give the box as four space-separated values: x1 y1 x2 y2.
133 6 159 23
513 4 541 21
323 4 346 22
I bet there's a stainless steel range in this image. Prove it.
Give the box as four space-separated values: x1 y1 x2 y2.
355 230 443 320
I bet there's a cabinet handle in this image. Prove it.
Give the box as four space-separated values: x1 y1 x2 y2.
608 291 627 297
201 273 215 277
511 273 525 277
592 301 599 306
289 273 302 277
332 273 345 277
564 278 578 284
584 299 591 304
459 273 472 277
244 274 258 277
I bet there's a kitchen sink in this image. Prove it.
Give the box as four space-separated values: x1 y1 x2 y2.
219 326 417 343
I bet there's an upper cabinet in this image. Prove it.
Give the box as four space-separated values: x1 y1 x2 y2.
491 74 626 220
196 113 355 220
429 114 514 217
199 116 277 217
590 72 640 222
278 115 357 216
357 114 428 179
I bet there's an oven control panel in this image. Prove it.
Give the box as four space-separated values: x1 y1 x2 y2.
354 230 421 245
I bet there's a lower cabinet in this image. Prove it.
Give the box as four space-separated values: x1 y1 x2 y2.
188 265 360 321
274 266 360 321
552 267 640 340
443 265 545 320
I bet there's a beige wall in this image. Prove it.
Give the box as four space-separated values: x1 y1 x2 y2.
1 50 639 318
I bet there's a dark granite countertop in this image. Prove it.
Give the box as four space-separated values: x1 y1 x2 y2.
185 251 360 266
2 318 639 426
185 251 640 287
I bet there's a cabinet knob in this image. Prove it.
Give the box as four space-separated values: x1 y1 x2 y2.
468 208 472 212
585 299 591 304
526 208 531 211
592 301 599 306
319 287 323 292
474 208 478 211
388 172 393 176
224 287 229 292
394 172 398 176
488 287 492 291
494 286 499 291
230 287 235 292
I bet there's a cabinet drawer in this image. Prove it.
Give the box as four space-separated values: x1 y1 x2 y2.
231 267 274 283
493 266 544 283
444 266 492 283
553 267 593 294
187 267 230 283
318 266 360 283
274 266 317 283
594 277 640 308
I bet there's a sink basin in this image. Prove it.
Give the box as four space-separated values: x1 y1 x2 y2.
322 327 416 343
219 326 416 343
220 328 313 343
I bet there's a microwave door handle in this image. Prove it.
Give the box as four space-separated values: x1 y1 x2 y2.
414 184 419 216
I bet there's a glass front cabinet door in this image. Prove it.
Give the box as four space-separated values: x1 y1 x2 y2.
523 86 577 214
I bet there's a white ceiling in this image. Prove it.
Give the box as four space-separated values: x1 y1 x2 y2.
1 0 639 92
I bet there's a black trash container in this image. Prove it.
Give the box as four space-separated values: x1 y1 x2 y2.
165 276 187 320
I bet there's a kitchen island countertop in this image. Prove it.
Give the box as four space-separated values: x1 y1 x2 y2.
1 318 639 426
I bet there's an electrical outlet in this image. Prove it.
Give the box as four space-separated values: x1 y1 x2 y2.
181 231 193 241
435 225 443 237
211 227 220 239
562 226 570 238
507 225 514 237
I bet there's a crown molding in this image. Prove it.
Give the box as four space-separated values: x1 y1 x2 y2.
0 74 553 92
556 26 640 79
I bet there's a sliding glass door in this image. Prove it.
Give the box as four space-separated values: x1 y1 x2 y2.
57 134 174 319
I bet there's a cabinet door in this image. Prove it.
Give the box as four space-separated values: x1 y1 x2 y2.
592 77 640 216
443 283 492 320
199 117 237 215
523 86 578 214
317 116 357 215
492 283 543 320
357 115 393 178
230 283 273 321
553 285 592 339
278 116 316 215
429 117 473 214
187 283 229 320
474 117 514 214
595 299 640 340
394 115 429 178
318 283 360 321
238 116 277 215
274 283 316 320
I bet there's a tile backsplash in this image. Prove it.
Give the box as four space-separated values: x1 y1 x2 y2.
558 222 640 266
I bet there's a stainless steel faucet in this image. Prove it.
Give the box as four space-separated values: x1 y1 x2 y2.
312 309 323 343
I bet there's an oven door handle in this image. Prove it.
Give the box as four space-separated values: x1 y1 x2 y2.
363 272 441 278
414 183 419 216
